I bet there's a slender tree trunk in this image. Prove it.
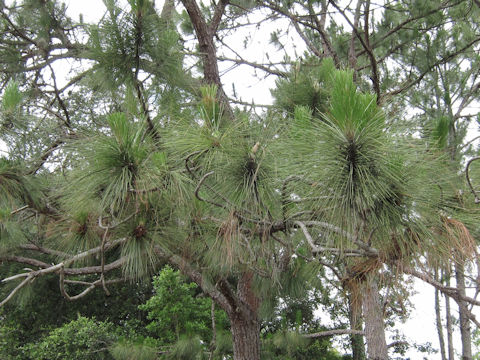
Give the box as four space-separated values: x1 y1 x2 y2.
209 301 216 360
348 0 363 72
455 260 472 360
348 284 366 360
362 275 388 360
445 288 455 360
435 288 447 360
180 0 235 119
229 271 261 360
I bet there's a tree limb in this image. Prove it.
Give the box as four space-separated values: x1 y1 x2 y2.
304 328 364 338
465 156 480 204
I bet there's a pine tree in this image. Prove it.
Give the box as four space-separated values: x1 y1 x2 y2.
1 1 480 359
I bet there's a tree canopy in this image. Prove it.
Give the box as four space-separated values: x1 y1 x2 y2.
1 0 480 359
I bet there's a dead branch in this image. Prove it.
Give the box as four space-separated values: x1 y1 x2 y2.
59 267 124 301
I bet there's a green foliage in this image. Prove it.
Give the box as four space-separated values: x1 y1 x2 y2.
1 80 23 114
0 158 31 205
0 318 23 360
279 66 449 261
473 330 480 360
110 338 159 360
78 112 151 212
0 207 26 254
262 332 346 360
285 69 397 229
86 0 185 91
139 266 228 346
24 316 118 360
272 58 335 116
0 272 154 360
168 336 205 360
431 116 451 149
1 1 479 359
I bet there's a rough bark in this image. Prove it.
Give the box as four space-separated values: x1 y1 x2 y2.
362 275 388 360
180 0 234 119
230 312 261 360
455 260 472 360
230 271 261 360
348 285 366 360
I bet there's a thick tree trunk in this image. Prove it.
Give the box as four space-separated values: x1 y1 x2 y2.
231 313 261 360
348 285 366 360
362 275 388 360
455 260 472 360
229 271 261 360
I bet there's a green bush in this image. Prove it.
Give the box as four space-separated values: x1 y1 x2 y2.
24 316 118 360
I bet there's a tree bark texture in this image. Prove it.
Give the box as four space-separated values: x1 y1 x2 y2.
348 284 367 360
362 275 388 360
455 260 472 360
180 0 234 119
230 271 261 360
231 312 261 360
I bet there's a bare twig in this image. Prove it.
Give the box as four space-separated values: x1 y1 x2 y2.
59 267 124 301
195 171 228 209
465 157 480 203
0 276 33 307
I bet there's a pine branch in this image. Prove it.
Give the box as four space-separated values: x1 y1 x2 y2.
307 0 340 66
303 328 364 338
210 0 229 34
216 40 288 77
0 251 127 307
27 138 65 175
59 269 124 301
294 221 374 257
300 220 379 256
385 36 480 99
465 156 480 204
48 64 72 128
19 243 70 258
348 0 363 72
361 0 462 55
403 266 480 307
0 275 33 307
